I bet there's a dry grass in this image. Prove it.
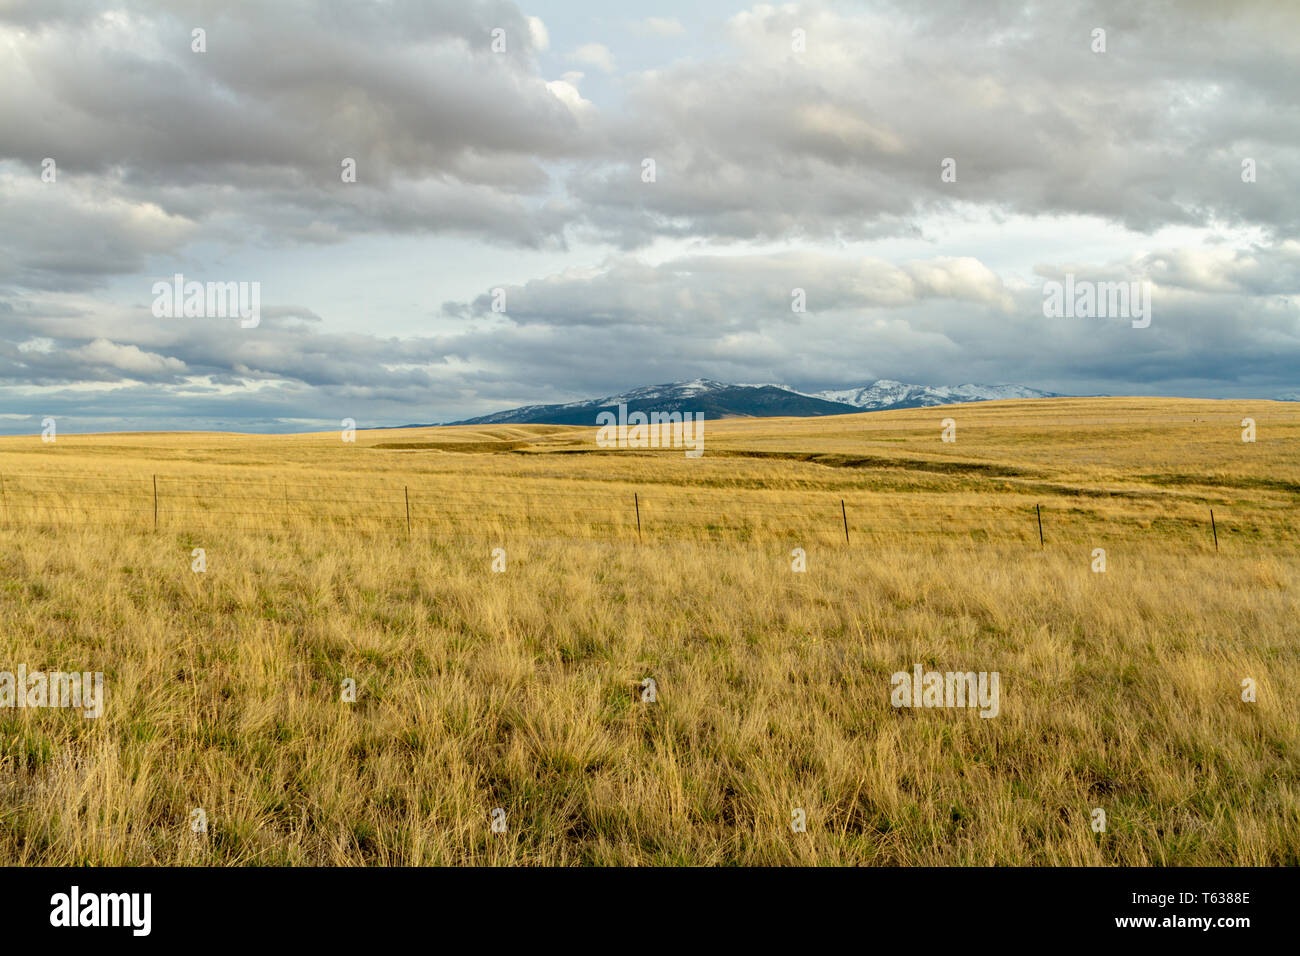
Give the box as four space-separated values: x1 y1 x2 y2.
0 397 1296 864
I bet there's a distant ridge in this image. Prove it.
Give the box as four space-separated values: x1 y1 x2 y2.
430 379 1066 426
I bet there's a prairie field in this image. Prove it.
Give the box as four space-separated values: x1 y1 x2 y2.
0 396 1297 865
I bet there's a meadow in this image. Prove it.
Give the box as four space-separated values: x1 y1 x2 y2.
0 396 1296 865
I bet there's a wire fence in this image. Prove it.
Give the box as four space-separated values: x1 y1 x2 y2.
0 469 1291 552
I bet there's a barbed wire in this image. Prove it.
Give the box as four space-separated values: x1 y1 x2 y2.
0 470 1290 548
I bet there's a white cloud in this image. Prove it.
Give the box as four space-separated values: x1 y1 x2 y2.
67 339 187 376
546 78 593 113
635 17 685 37
527 16 549 51
571 43 615 73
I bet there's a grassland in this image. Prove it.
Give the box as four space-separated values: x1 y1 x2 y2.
0 397 1297 864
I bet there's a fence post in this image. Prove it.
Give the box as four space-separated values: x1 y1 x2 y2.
634 492 642 542
841 499 850 544
405 485 411 537
1210 508 1218 551
1036 503 1044 548
153 475 158 531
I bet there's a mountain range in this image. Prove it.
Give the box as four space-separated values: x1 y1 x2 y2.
435 379 1065 426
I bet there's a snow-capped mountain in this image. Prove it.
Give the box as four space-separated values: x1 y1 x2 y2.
442 380 858 426
808 380 1062 409
437 378 1064 426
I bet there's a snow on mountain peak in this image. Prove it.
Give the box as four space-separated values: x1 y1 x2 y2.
802 379 1061 409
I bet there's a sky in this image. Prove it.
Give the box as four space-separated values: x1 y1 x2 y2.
1 0 1298 433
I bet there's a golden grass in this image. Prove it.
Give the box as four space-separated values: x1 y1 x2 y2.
0 397 1296 864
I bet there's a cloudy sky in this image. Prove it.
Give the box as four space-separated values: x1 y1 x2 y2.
1 0 1297 432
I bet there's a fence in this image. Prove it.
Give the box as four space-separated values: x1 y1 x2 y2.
0 469 1281 551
